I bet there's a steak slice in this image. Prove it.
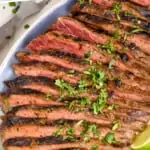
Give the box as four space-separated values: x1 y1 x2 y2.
14 108 112 125
75 14 150 57
13 107 150 131
5 76 55 89
0 94 64 112
51 16 150 58
2 124 135 145
5 143 130 150
129 0 150 7
72 2 150 33
16 51 87 72
26 31 150 80
13 63 81 85
26 31 109 63
91 0 147 20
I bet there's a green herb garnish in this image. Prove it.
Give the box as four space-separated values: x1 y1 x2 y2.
9 2 16 7
45 93 52 100
81 121 100 142
103 132 118 145
12 5 20 14
24 24 30 29
109 59 116 69
131 26 144 33
78 79 88 92
4 98 9 108
55 79 76 96
101 41 116 54
108 104 119 111
84 66 106 89
92 89 108 114
112 120 121 131
113 30 120 40
53 127 64 137
91 145 99 150
78 0 92 4
112 3 122 20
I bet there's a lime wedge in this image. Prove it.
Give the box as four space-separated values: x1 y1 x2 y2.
131 125 150 150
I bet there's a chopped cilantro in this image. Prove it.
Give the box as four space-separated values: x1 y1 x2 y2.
9 2 16 7
122 47 128 51
45 93 52 100
68 70 75 74
78 79 88 92
92 89 108 114
55 79 76 96
67 97 91 112
78 0 85 4
84 51 93 59
84 66 106 89
81 121 100 142
78 0 92 4
131 26 144 33
53 127 64 137
109 59 116 69
66 126 75 137
12 5 20 14
80 97 91 105
84 51 93 65
24 24 30 29
122 32 129 41
112 120 121 131
103 132 118 145
112 3 122 20
113 30 120 40
91 145 99 150
4 98 9 108
101 41 116 54
108 104 119 111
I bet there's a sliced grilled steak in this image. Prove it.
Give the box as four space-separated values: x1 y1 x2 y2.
72 2 150 33
16 51 87 72
12 107 149 131
27 32 109 64
2 124 135 145
52 16 150 59
1 1 150 149
129 0 150 7
26 30 150 80
13 63 81 85
5 143 131 150
0 94 64 112
75 14 150 58
92 0 147 20
5 76 55 88
14 108 112 125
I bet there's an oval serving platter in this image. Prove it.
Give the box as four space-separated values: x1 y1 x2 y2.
0 0 75 149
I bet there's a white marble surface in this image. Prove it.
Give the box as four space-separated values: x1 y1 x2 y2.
0 0 60 65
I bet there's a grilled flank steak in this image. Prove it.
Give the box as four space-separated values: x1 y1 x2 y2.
0 0 150 149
